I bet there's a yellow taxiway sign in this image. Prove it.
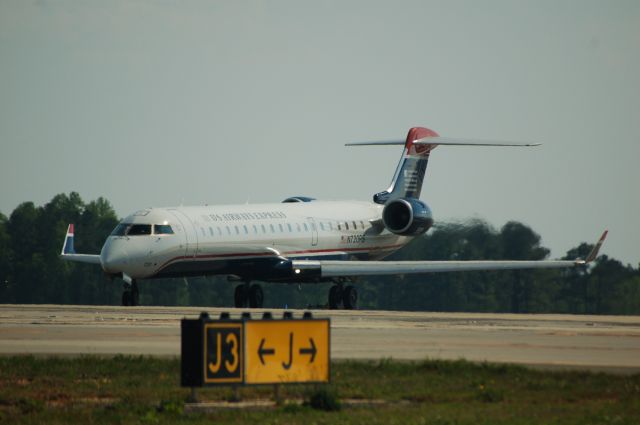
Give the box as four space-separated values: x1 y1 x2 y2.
244 319 330 384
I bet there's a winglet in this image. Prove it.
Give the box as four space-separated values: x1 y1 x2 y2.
59 224 102 265
583 230 608 264
61 224 76 255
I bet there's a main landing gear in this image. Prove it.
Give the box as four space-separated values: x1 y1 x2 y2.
234 283 264 308
122 280 140 307
329 283 358 310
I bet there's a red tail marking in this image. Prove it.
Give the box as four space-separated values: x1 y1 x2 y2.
405 127 438 155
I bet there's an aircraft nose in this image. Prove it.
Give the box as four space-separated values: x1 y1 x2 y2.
100 239 128 273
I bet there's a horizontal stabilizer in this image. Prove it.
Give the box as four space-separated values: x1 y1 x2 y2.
347 137 539 147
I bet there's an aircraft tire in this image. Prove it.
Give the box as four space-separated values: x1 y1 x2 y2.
343 285 358 310
131 281 140 306
249 284 264 308
329 285 342 309
234 285 248 308
122 291 132 307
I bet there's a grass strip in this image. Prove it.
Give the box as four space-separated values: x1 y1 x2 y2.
0 355 639 424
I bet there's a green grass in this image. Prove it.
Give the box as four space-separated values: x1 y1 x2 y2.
0 356 639 424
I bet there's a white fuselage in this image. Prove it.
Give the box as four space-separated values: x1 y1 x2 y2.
100 200 412 280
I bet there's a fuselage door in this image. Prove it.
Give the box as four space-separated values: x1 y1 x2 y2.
307 217 318 247
168 210 198 258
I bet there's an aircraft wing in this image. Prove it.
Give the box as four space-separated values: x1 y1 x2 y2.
292 259 577 277
292 231 608 278
60 253 102 264
59 224 102 265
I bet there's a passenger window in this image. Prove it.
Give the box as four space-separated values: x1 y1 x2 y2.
287 223 292 232
243 225 248 234
128 224 152 236
111 223 130 236
253 225 258 233
217 227 222 236
337 223 341 231
360 221 365 229
296 223 301 232
329 222 333 231
209 227 214 236
235 226 240 235
345 222 349 230
319 222 325 231
226 226 231 235
269 224 274 233
352 221 357 230
303 223 308 231
278 224 284 232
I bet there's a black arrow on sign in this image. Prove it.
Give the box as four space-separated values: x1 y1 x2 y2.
299 338 317 363
258 338 275 365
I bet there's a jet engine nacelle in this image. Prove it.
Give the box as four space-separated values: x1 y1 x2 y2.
382 198 433 236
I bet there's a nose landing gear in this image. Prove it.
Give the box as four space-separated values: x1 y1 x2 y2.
234 282 264 308
328 283 358 310
122 280 140 307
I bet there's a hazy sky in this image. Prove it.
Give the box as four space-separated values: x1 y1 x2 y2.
1 0 638 265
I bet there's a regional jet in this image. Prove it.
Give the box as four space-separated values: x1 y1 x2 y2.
61 127 607 309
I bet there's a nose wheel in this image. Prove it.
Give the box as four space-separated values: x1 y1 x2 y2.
122 280 140 307
328 284 358 310
234 283 264 308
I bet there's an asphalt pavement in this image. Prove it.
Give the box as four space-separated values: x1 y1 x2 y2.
1 305 639 372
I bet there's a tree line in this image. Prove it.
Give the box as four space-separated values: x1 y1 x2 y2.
0 193 638 314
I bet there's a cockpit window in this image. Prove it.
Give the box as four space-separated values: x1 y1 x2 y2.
111 223 163 236
154 224 174 235
111 223 130 236
127 224 152 236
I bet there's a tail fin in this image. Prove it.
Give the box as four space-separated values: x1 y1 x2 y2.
61 224 76 255
374 127 438 204
347 127 540 204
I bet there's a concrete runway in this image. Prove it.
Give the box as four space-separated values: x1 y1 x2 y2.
1 305 639 372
